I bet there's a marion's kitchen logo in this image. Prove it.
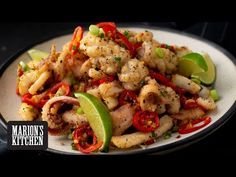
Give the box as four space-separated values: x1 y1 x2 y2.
7 121 48 150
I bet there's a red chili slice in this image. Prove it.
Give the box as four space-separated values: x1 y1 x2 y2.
96 22 117 38
22 93 42 109
22 82 70 108
133 111 159 133
69 26 84 56
115 31 136 57
118 90 137 106
39 82 70 107
91 75 116 86
96 22 141 57
178 116 211 134
73 124 103 154
160 43 175 53
183 100 199 109
144 138 155 145
96 22 116 29
150 71 186 99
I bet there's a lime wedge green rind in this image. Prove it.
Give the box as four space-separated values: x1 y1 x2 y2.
191 54 216 85
182 53 208 71
178 59 205 77
28 49 49 61
74 92 112 152
210 89 219 101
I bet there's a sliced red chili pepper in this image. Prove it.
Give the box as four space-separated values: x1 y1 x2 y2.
115 31 136 57
160 43 175 53
118 90 137 106
91 75 115 86
16 87 20 95
69 26 83 56
96 22 117 38
96 22 116 28
133 111 159 133
183 100 199 109
73 124 102 154
144 138 155 145
150 71 176 90
39 82 70 107
22 93 41 108
150 71 186 96
96 22 141 57
133 42 142 50
179 94 187 106
178 116 211 134
17 67 24 77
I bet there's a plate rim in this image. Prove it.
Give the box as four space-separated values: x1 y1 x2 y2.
0 24 236 155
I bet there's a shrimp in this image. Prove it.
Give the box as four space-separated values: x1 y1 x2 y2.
110 104 135 136
80 59 93 75
80 33 130 63
137 41 165 74
86 87 101 98
42 96 80 134
98 81 123 98
87 81 123 110
119 59 149 90
52 48 68 81
171 107 205 121
98 81 123 110
111 115 173 149
88 68 106 80
19 103 39 121
137 41 178 74
79 57 108 79
196 97 216 110
172 74 201 94
98 56 121 75
134 30 153 42
103 97 119 110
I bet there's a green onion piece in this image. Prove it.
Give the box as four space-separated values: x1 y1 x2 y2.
19 61 30 72
155 47 165 58
163 131 172 139
123 30 130 38
72 45 77 50
140 80 146 86
151 131 157 138
191 78 201 85
113 56 121 62
68 74 76 85
76 107 84 115
166 44 171 49
100 33 105 38
171 125 179 133
89 25 100 36
210 89 219 101
68 133 73 140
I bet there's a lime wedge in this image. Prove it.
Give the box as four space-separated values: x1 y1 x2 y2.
178 53 208 77
74 92 112 152
28 49 49 61
191 54 216 85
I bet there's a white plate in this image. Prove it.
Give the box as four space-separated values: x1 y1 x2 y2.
0 26 236 155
